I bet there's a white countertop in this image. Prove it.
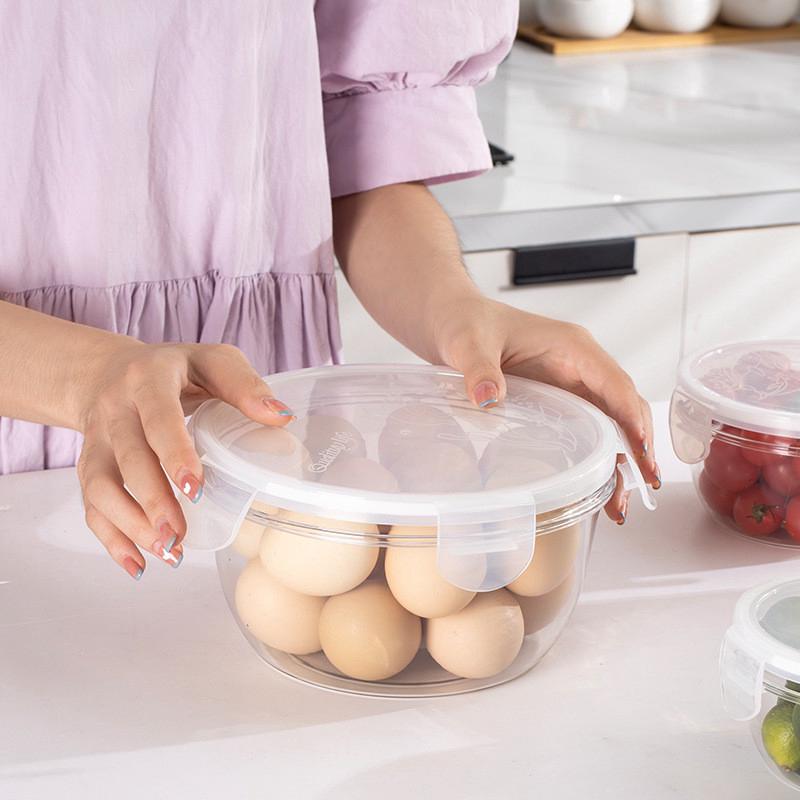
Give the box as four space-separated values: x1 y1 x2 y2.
433 40 800 249
1 405 799 799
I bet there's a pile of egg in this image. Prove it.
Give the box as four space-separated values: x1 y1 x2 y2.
231 413 580 683
233 506 579 682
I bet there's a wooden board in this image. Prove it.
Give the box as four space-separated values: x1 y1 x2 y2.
517 21 800 55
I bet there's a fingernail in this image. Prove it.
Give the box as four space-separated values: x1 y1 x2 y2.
652 465 662 490
155 519 178 557
176 468 203 503
159 544 183 568
263 398 294 417
642 440 649 457
123 557 143 581
617 511 626 526
475 381 499 409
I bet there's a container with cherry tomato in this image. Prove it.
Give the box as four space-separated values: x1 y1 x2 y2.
671 341 800 547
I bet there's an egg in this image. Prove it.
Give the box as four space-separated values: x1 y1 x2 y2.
319 581 422 680
426 589 524 679
259 510 379 596
516 571 577 635
388 442 482 493
506 524 581 597
231 500 278 559
234 560 325 655
233 426 310 476
379 404 475 467
302 414 366 474
479 428 569 483
385 538 476 618
316 455 399 493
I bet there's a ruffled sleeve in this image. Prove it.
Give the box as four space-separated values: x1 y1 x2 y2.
315 1 518 198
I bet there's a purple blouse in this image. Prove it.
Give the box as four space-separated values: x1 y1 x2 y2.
0 1 517 474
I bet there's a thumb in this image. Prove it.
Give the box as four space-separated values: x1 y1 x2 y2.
446 338 507 409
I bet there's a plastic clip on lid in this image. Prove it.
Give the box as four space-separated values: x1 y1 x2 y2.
177 364 654 591
721 578 800 721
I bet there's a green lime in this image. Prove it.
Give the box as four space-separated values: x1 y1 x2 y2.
762 703 800 771
793 703 800 740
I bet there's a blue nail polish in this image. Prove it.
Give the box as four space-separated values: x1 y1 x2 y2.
134 567 143 581
163 534 177 554
191 485 203 504
277 409 293 416
617 512 626 525
479 397 498 409
171 552 184 569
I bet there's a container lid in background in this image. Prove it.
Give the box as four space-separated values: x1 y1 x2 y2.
671 341 800 463
721 578 800 721
179 365 653 591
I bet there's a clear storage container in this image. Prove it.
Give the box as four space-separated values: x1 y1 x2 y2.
181 364 654 697
722 578 800 792
671 342 800 547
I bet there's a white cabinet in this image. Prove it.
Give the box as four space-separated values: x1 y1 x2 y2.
682 225 800 358
336 233 688 401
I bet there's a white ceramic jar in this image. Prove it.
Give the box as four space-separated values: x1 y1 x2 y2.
720 0 799 27
634 0 721 32
538 0 635 38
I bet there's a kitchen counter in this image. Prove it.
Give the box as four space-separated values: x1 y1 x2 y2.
1 404 799 800
432 40 800 250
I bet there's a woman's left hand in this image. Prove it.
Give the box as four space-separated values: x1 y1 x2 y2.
435 297 661 524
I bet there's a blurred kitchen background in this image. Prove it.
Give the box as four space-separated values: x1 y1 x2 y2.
337 0 800 404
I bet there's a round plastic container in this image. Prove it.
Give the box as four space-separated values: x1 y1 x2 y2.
722 578 800 792
671 342 800 547
181 364 654 697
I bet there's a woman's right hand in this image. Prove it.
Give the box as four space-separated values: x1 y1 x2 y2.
76 341 293 580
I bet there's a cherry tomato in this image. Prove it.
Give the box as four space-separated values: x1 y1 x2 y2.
698 470 737 517
762 459 800 497
704 439 760 494
784 497 800 543
740 431 792 467
732 484 785 537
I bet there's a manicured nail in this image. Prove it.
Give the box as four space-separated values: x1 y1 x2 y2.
642 439 649 457
123 557 143 581
176 469 203 503
158 544 183 567
475 381 499 409
263 398 294 417
652 465 662 490
617 511 626 526
155 519 178 558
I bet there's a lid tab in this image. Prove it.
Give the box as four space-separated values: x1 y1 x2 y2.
435 491 536 592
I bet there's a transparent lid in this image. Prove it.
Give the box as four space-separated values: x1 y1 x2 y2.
179 365 653 591
721 578 800 721
671 341 800 463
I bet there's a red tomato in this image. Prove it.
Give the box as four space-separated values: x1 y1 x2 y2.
698 470 737 517
792 455 800 480
740 432 792 467
704 440 760 493
785 497 800 543
762 459 800 497
733 484 785 537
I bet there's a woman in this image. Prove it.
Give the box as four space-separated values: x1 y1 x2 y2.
0 1 660 580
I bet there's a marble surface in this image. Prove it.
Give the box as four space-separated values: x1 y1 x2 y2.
1 404 799 799
433 40 800 248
